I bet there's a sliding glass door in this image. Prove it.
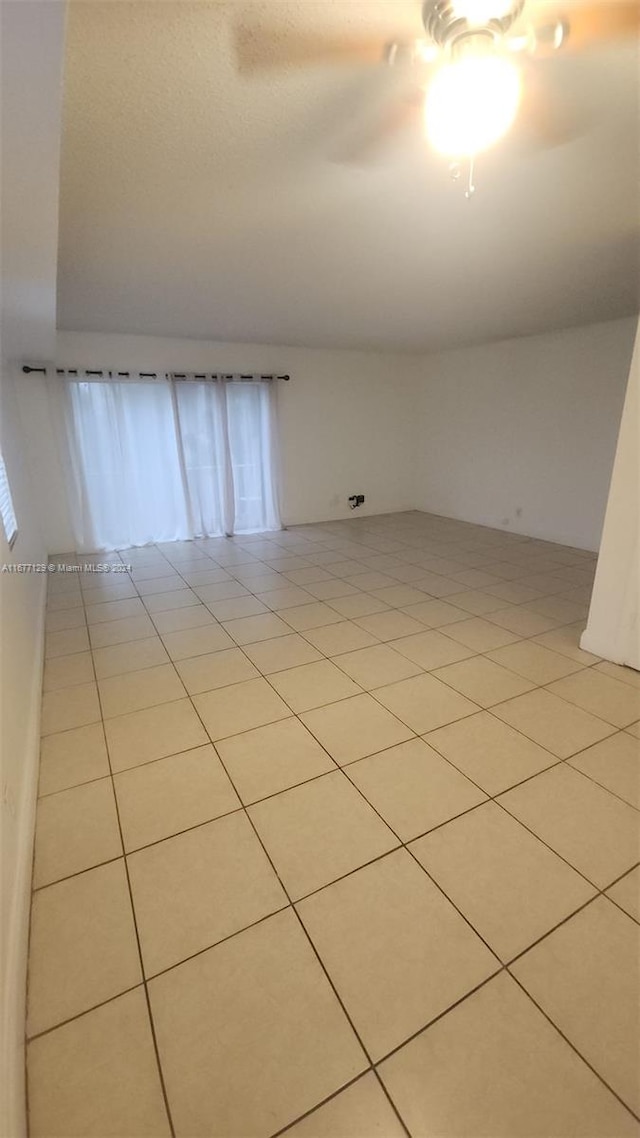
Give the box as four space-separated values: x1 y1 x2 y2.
54 374 281 551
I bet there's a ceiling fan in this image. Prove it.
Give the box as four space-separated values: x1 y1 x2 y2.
234 0 639 194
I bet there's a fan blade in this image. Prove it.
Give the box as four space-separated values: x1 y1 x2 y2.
513 58 589 150
529 1 639 55
234 25 399 72
331 95 422 164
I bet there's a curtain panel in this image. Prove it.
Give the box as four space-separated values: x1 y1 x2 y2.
48 373 281 552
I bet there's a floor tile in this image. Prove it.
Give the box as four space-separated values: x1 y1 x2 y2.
85 597 146 625
46 592 84 612
374 673 478 734
27 861 141 1037
88 614 157 649
325 593 390 620
148 909 366 1138
378 972 638 1137
27 988 171 1138
45 626 90 659
256 585 315 609
485 606 558 638
105 699 208 772
176 647 259 694
512 898 640 1113
128 811 287 975
223 611 293 644
301 694 414 766
568 731 640 808
354 611 427 642
606 867 640 922
533 622 600 665
249 770 398 899
302 621 380 656
425 711 557 795
399 599 469 628
595 661 640 690
302 578 360 601
269 659 361 712
285 1072 405 1138
493 688 615 758
160 622 233 662
136 574 189 597
144 588 200 614
98 663 186 719
487 640 584 684
371 585 431 608
446 590 507 616
242 632 322 673
152 604 217 634
348 572 399 590
42 652 94 692
194 676 290 740
297 849 498 1060
348 738 486 841
38 723 109 797
390 629 476 670
282 565 327 583
499 764 640 888
33 778 122 887
434 656 535 708
283 602 345 631
40 681 101 736
483 580 547 604
45 609 87 637
30 521 640 1137
440 617 522 652
525 595 587 624
92 636 169 679
207 594 269 621
114 744 241 851
412 801 595 961
413 573 464 597
216 717 335 804
333 644 423 689
548 669 640 728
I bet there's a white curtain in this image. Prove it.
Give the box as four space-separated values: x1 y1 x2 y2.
50 373 281 551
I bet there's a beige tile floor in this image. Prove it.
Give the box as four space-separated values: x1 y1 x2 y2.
28 511 640 1138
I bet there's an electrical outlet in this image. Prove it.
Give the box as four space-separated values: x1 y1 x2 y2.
348 494 365 509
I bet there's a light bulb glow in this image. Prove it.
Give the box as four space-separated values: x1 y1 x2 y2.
451 0 516 24
425 54 521 157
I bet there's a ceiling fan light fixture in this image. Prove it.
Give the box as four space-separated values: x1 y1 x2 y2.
451 0 519 25
425 53 521 157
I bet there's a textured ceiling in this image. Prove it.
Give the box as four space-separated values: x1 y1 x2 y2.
57 0 640 351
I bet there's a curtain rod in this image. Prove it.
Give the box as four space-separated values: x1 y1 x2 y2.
21 366 291 381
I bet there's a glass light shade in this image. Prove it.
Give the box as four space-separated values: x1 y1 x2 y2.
425 54 521 157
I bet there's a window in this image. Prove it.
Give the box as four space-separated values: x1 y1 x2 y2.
0 450 18 549
0 448 17 546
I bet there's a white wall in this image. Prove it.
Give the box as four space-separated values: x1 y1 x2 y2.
40 330 417 551
0 4 66 1135
412 317 637 551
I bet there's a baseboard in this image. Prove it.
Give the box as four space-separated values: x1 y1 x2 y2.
1 575 46 1138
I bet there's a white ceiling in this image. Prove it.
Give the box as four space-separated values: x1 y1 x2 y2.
57 0 640 352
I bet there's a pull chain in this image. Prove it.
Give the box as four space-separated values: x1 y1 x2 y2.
448 157 477 198
465 156 476 199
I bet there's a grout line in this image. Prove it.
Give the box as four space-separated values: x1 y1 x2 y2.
506 970 640 1125
85 644 177 1138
